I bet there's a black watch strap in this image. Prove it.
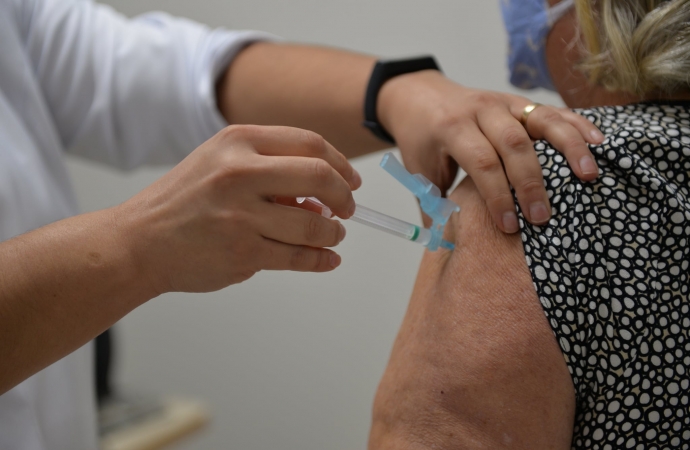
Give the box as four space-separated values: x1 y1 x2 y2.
363 56 441 144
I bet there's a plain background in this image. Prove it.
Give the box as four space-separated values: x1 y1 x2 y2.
66 1 561 448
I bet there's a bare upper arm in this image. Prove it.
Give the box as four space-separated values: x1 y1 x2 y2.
369 177 575 449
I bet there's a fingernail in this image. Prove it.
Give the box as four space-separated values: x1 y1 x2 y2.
529 202 550 224
590 129 605 143
348 203 357 217
579 155 598 176
351 170 362 188
502 211 519 233
329 253 341 268
338 222 347 242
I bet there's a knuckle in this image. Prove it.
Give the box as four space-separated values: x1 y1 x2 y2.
333 151 350 173
215 125 237 142
326 222 341 247
485 190 515 210
469 91 498 106
500 126 531 150
430 109 466 136
518 176 546 196
323 221 340 247
304 216 324 243
216 156 256 186
218 124 252 142
289 246 308 269
311 250 325 271
289 245 318 271
301 129 327 156
311 159 334 185
220 208 242 225
472 152 502 174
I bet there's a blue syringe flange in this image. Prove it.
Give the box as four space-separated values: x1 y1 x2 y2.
380 152 460 251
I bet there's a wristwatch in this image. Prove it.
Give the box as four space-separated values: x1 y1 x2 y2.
363 56 441 144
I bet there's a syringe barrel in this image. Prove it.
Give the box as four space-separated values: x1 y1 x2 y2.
351 204 419 241
297 197 447 249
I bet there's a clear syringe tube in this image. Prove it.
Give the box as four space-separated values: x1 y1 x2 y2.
350 203 432 246
296 197 453 250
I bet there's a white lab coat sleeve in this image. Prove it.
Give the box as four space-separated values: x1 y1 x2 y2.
21 0 279 169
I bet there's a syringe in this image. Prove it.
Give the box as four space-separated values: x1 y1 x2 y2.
296 197 454 251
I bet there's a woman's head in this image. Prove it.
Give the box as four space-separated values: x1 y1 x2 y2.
545 0 690 107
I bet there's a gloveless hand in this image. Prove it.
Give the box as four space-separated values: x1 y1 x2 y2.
377 70 603 233
116 125 361 294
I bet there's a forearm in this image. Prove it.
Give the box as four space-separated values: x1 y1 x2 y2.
217 42 389 158
0 207 153 394
0 122 364 394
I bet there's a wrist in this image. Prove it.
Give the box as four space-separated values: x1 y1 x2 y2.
363 57 441 144
377 69 447 141
109 201 165 301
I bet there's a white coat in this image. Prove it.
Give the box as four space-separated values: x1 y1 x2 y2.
0 0 273 447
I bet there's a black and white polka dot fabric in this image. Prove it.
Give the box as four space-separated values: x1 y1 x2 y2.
518 102 690 449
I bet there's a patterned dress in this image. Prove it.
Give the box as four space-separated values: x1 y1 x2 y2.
518 102 690 449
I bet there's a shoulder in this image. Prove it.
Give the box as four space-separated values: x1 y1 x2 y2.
520 100 690 398
369 177 575 449
532 103 690 247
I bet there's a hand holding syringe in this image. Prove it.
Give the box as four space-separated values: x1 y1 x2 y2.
298 153 459 251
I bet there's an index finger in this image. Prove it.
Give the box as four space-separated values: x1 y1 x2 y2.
235 125 362 190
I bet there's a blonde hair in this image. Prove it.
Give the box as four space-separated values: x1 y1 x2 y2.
574 0 690 96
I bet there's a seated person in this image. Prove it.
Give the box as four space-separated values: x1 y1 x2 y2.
368 0 690 448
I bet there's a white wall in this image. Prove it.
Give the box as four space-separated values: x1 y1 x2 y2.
66 1 561 448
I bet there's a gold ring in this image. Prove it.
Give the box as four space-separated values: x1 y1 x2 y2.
520 103 543 127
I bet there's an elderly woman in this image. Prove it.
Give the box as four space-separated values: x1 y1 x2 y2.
369 1 690 449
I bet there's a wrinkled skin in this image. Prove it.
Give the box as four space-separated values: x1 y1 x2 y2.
368 179 575 449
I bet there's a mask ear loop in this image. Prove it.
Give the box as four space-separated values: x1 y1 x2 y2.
547 0 575 27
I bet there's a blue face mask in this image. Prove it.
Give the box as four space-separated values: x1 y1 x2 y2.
500 0 574 90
